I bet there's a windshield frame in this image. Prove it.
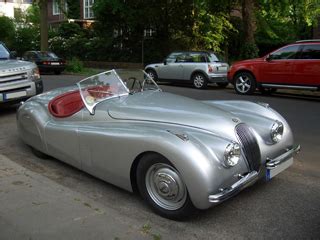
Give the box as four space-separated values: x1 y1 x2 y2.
77 69 161 114
0 42 10 60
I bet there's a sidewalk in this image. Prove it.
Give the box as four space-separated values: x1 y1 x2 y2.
0 154 156 240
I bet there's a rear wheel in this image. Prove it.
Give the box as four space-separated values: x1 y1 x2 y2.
234 72 256 95
136 153 196 220
192 73 208 89
146 69 158 82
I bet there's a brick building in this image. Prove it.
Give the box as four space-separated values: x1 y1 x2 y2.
0 0 32 18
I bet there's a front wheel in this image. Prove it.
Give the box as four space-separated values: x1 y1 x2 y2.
234 72 256 95
136 153 196 220
192 73 208 89
145 69 158 82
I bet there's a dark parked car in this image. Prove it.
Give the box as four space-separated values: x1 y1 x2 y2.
228 40 320 95
23 51 66 75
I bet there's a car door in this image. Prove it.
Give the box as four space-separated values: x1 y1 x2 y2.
157 52 184 80
293 43 320 86
259 45 300 84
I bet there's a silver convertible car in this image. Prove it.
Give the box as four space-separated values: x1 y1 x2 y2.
17 69 299 219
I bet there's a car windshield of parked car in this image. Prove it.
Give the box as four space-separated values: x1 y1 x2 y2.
77 69 160 114
37 51 58 59
0 43 10 60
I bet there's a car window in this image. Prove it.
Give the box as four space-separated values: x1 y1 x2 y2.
299 44 320 59
166 52 183 63
189 53 207 63
208 53 220 62
270 45 300 60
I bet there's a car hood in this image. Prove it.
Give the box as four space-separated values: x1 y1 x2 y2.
0 60 35 72
105 91 240 140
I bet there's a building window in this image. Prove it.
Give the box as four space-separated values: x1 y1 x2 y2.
84 0 94 19
53 0 67 16
144 28 155 38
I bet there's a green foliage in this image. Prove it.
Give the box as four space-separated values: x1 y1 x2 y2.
255 0 320 54
65 57 84 73
58 22 83 38
0 16 15 48
13 27 40 56
25 4 40 26
240 42 259 59
66 0 80 19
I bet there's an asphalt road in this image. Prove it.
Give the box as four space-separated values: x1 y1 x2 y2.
0 73 319 239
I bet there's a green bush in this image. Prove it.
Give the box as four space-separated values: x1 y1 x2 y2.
0 16 15 48
65 58 84 73
240 42 259 59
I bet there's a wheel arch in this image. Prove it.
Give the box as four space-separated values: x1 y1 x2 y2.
190 70 208 81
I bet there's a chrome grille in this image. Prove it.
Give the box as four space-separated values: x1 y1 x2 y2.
236 123 261 171
0 72 28 84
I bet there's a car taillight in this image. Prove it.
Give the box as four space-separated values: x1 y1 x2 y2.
208 64 215 73
43 61 49 65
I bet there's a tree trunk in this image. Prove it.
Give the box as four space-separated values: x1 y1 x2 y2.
242 0 256 43
39 0 48 51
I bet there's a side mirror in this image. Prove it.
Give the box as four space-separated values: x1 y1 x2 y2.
163 59 167 65
10 51 17 59
265 54 272 62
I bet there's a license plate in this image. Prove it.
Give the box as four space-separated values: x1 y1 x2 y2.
218 66 227 72
5 91 27 100
266 157 293 181
51 62 60 65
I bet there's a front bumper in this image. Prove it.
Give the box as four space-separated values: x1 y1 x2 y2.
208 144 300 203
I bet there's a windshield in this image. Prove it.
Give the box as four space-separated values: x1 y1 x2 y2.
0 43 10 60
77 69 160 114
37 51 58 58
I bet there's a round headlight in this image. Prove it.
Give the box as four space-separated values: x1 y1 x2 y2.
271 121 284 143
224 142 241 167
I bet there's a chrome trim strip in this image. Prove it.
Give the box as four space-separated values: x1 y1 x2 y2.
266 144 300 169
208 171 259 203
260 84 317 90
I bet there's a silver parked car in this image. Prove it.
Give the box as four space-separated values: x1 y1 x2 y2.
145 51 229 89
17 69 299 219
0 42 43 104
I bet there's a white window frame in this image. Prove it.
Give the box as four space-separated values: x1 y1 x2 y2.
84 0 94 19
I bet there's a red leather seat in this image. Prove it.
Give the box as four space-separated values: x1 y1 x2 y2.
48 90 84 118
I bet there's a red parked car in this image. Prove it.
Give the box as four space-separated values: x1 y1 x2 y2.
227 40 320 94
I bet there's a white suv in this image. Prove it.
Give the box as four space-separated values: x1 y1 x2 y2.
145 51 229 89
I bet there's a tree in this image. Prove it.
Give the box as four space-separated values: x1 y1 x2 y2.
0 16 15 48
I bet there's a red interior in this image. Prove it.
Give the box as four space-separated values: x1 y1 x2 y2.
48 90 84 118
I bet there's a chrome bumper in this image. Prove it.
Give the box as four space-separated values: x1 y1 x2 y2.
266 144 300 168
208 144 300 203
